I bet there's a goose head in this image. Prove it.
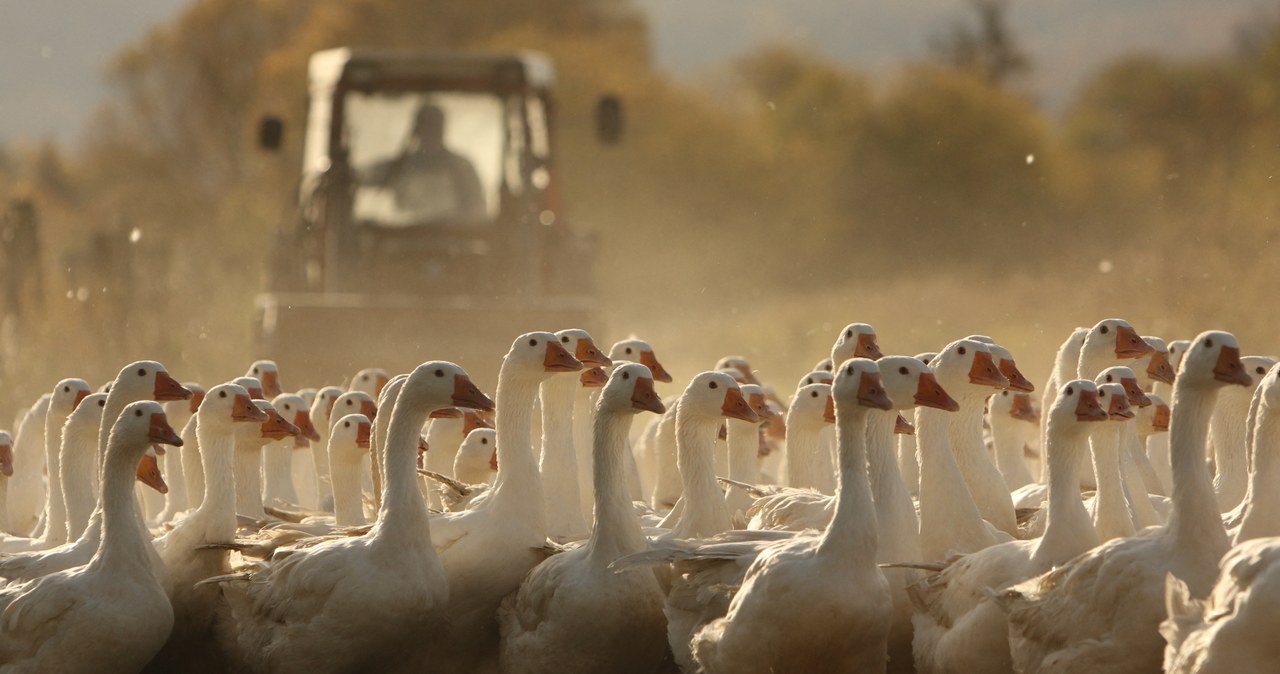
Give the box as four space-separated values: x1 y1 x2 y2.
248 400 300 444
609 338 671 383
797 370 834 389
351 368 390 397
930 339 1009 398
506 332 583 383
232 376 266 401
271 394 319 447
1178 331 1250 389
1138 393 1171 435
136 445 169 494
717 368 750 385
1096 366 1152 408
991 390 1039 424
968 336 1034 393
1135 336 1177 386
681 371 758 426
1167 339 1192 373
715 356 760 386
110 361 191 404
66 393 108 440
1048 379 1108 428
915 352 938 368
814 358 834 373
1079 319 1152 377
1098 382 1135 421
740 384 775 425
599 362 667 416
117 401 183 492
332 391 377 428
555 329 612 368
580 367 609 388
246 360 283 398
877 355 959 412
1253 364 1280 419
788 383 835 431
458 428 499 476
311 386 343 427
296 388 318 407
180 383 206 415
50 379 92 415
398 361 494 414
198 383 269 432
831 357 893 413
831 322 882 363
331 413 372 458
1243 356 1279 390
0 431 12 476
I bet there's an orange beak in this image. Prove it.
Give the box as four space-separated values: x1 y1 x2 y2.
1153 404 1171 432
135 452 168 494
640 350 673 383
293 410 321 445
360 399 378 422
188 388 206 414
914 372 960 412
748 393 775 421
998 359 1035 393
232 394 269 423
857 372 893 410
580 367 609 388
147 412 183 447
822 394 837 423
374 373 390 397
72 388 90 411
1107 389 1135 420
261 409 301 440
452 374 496 412
355 420 372 449
721 387 760 423
856 332 883 361
1009 393 1038 423
325 394 338 418
575 337 613 367
1075 388 1108 421
153 370 192 402
1146 352 1176 385
1214 346 1251 387
968 350 1010 389
489 449 499 472
0 442 14 476
1113 325 1153 359
544 340 584 373
1121 378 1152 408
630 376 666 414
894 414 915 435
247 385 266 400
463 411 493 435
260 370 283 398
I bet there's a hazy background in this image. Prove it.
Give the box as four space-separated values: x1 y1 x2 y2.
2 0 1279 410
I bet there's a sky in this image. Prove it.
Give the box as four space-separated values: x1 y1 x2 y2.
1 0 1275 145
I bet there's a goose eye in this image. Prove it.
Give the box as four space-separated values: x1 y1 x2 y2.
481 437 488 444
434 369 444 378
1101 325 1109 334
135 409 143 417
529 339 538 347
561 336 570 343
709 381 718 390
1002 391 1009 396
63 385 70 392
253 368 259 374
845 329 853 338
1257 367 1266 375
1066 386 1074 395
846 366 854 375
811 390 819 398
219 391 227 398
958 346 966 355
625 348 633 354
622 372 630 380
344 421 350 428
1105 375 1113 382
1205 339 1214 348
98 399 106 407
898 366 909 375
138 368 147 376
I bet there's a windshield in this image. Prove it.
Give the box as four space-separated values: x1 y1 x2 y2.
344 91 503 226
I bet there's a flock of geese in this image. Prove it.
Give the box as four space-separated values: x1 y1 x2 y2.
0 320 1276 672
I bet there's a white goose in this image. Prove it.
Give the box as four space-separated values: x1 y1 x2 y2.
1001 331 1248 673
690 358 893 673
329 413 373 527
497 362 669 672
305 385 343 510
454 427 498 486
917 339 1013 561
1162 537 1280 673
608 339 675 505
0 361 190 582
1149 339 1192 494
233 399 299 521
988 390 1039 491
1089 382 1139 541
1225 363 1280 543
245 360 284 398
348 367 390 397
156 384 203 525
539 329 612 542
781 382 836 492
0 401 181 671
723 384 773 526
573 365 609 519
261 393 320 509
1210 356 1275 512
907 379 1108 673
427 333 581 673
0 379 89 551
5 395 50 537
59 393 108 541
147 383 268 671
209 361 492 673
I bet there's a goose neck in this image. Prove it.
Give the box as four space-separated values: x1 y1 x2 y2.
674 408 732 538
60 423 99 541
725 419 758 483
1088 425 1134 541
369 392 438 543
487 371 546 531
89 439 153 575
1238 406 1280 540
819 407 876 561
587 409 646 562
1037 420 1098 559
43 407 71 544
330 448 367 527
233 438 267 520
784 423 824 489
194 423 239 539
1167 382 1229 559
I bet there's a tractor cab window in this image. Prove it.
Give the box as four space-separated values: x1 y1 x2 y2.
346 91 503 227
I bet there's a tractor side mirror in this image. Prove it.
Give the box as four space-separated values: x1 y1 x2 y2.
595 94 623 145
259 115 285 152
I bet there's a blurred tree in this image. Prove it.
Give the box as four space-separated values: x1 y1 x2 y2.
930 0 1030 87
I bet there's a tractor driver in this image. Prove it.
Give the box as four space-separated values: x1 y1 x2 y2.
362 103 486 223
